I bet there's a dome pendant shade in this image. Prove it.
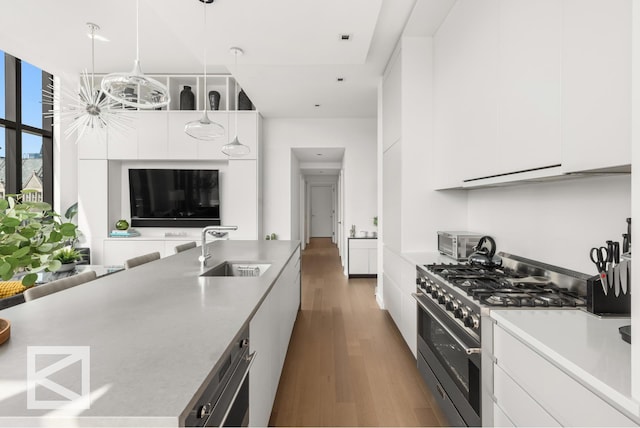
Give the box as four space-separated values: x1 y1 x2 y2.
185 111 225 140
101 60 170 109
222 135 250 156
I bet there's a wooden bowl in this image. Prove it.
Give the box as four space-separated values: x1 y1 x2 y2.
0 318 10 346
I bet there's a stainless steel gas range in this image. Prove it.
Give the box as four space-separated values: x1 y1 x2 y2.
413 252 590 427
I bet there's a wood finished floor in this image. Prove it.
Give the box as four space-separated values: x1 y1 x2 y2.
269 238 446 427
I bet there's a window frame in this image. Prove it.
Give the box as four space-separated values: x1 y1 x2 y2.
0 52 53 203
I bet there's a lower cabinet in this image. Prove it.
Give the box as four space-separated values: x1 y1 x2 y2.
249 247 300 427
490 324 637 427
348 238 377 277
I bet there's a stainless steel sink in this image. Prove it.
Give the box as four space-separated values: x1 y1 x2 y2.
202 262 271 277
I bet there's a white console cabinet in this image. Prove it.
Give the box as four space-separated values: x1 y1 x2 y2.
348 238 377 277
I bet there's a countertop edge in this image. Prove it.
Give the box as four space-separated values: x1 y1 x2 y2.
491 310 640 423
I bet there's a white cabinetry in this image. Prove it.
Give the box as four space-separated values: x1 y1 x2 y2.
102 238 204 266
348 238 377 277
561 0 632 173
490 323 637 427
432 0 631 188
137 112 168 159
249 248 300 427
494 0 562 176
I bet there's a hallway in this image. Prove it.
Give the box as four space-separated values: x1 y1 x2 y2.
269 238 445 427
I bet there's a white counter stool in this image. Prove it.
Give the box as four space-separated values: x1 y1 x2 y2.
24 270 98 302
174 242 196 254
125 252 161 269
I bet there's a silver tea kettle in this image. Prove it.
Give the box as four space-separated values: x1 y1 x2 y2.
468 236 502 268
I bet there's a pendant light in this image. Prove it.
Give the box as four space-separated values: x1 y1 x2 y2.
101 0 170 109
185 0 225 140
222 47 250 157
43 23 131 141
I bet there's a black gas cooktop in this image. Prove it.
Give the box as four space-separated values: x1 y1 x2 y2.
424 263 586 308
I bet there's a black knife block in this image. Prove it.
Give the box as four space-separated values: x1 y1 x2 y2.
586 275 630 316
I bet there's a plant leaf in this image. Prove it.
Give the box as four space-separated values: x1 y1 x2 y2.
0 200 8 211
60 223 77 237
47 259 62 272
13 246 31 258
21 273 38 287
2 217 20 227
0 262 11 276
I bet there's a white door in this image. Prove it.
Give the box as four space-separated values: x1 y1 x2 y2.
310 185 333 237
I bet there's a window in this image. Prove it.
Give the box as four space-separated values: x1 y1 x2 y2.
0 51 52 203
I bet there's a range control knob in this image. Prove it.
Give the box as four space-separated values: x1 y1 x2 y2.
445 297 457 311
454 307 469 319
424 282 433 293
464 314 480 329
431 287 439 299
438 293 447 304
416 277 421 285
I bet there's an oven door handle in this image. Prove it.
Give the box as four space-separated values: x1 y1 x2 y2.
216 350 257 427
412 293 481 356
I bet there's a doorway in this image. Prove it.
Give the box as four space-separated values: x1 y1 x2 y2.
310 185 333 238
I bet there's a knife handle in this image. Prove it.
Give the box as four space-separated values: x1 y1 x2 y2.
623 233 630 254
627 217 631 248
613 242 620 264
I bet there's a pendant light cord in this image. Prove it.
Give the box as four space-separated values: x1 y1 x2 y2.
136 0 140 61
203 0 208 112
234 50 238 133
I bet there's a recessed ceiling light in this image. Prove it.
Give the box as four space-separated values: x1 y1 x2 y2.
319 171 324 174
339 34 351 41
314 104 320 107
337 77 344 82
316 153 323 156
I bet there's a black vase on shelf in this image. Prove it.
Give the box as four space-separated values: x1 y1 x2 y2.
180 85 195 110
123 87 137 110
238 89 254 111
208 90 221 111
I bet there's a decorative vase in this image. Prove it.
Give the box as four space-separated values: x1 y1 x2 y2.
57 262 77 273
238 89 253 110
123 87 137 110
180 86 195 110
208 91 221 110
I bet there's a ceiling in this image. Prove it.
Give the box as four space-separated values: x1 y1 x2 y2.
0 0 455 119
292 147 344 176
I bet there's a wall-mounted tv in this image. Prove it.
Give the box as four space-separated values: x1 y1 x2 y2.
129 169 221 228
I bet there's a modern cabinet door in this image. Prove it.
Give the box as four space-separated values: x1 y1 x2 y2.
137 111 168 159
249 249 300 427
348 239 377 276
77 129 108 159
433 0 498 186
493 0 562 177
107 116 138 159
561 0 631 172
167 112 200 160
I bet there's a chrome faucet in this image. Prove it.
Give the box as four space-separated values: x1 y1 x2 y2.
199 225 238 270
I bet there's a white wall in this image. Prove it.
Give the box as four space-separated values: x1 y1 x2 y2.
263 118 377 241
467 174 631 274
289 154 300 241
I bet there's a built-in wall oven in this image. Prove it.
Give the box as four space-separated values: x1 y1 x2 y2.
185 326 257 427
414 290 481 427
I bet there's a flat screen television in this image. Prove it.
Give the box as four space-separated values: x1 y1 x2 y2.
129 168 221 228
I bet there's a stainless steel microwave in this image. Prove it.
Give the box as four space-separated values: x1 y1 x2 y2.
437 231 484 261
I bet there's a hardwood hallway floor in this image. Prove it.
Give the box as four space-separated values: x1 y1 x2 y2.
269 238 445 427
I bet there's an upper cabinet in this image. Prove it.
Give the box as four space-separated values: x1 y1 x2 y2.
77 74 259 162
432 0 631 188
561 0 632 173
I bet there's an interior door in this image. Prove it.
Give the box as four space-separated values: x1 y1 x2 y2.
310 185 333 237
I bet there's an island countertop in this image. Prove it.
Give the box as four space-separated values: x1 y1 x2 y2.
0 240 300 427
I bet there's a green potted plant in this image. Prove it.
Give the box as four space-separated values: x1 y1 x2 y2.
53 247 84 272
0 191 78 286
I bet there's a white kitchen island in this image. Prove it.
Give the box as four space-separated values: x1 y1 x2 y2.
0 240 300 427
484 309 639 427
